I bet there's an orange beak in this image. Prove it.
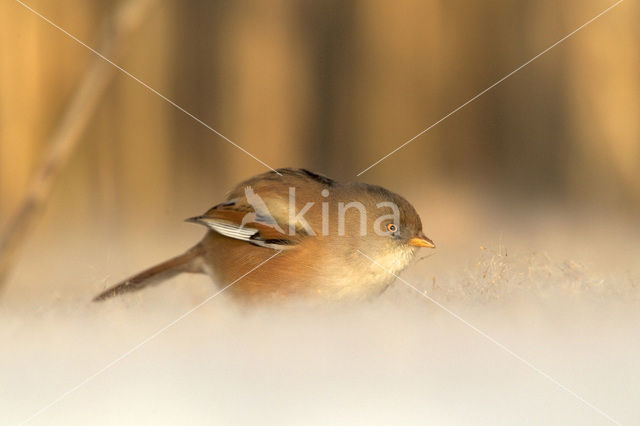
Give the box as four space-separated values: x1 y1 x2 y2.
410 233 436 248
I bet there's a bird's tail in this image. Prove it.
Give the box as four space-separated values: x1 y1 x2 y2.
93 244 205 302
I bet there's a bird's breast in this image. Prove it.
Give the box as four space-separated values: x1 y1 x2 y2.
199 231 411 302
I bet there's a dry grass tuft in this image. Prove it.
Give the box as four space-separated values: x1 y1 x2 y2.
409 246 640 304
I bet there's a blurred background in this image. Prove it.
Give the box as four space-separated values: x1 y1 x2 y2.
2 1 640 424
2 0 639 230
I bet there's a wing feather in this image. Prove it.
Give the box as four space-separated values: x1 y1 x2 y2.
188 195 297 250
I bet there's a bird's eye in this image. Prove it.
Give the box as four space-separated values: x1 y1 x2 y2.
386 223 398 233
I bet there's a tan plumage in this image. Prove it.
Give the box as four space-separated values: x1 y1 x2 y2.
93 168 434 303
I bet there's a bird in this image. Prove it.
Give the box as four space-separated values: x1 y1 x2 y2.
93 168 435 303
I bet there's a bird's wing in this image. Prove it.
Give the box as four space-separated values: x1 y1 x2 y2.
188 189 298 250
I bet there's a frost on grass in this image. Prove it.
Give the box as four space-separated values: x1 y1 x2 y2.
413 246 639 304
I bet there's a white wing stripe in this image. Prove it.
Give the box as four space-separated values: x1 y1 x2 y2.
204 220 257 241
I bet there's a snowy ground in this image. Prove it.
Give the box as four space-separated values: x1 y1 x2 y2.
1 196 639 425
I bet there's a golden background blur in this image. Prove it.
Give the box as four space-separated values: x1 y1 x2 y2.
2 3 640 424
0 0 638 278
